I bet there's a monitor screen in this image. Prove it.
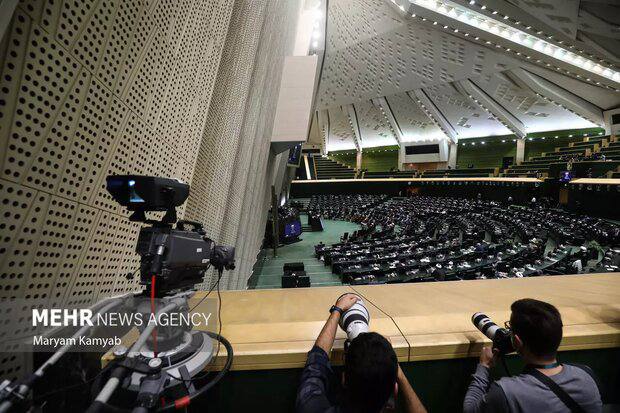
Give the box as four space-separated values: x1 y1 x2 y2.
559 171 573 183
287 144 302 167
284 220 302 238
405 144 439 155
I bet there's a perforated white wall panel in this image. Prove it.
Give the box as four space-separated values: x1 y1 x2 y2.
185 0 301 290
0 0 235 380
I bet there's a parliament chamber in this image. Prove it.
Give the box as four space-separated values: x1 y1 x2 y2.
0 0 619 411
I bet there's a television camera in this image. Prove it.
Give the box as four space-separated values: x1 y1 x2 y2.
0 176 236 412
106 175 235 296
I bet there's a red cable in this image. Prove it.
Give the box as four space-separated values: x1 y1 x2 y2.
174 395 191 409
150 275 158 357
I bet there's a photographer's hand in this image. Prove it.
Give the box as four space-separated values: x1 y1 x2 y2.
479 346 499 368
314 294 359 354
335 294 359 312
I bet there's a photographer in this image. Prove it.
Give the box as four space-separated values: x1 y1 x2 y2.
296 294 427 413
464 299 602 413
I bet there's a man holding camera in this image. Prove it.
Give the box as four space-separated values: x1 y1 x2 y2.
296 293 427 413
464 298 602 413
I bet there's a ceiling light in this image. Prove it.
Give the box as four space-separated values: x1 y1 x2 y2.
409 0 619 84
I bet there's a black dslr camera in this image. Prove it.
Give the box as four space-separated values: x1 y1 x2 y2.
106 175 235 296
472 312 514 355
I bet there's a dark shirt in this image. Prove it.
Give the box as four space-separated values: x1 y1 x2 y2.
296 346 348 413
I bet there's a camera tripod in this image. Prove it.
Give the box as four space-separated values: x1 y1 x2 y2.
0 289 232 413
88 289 232 413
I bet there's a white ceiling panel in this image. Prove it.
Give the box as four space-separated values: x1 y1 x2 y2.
318 0 523 109
472 72 598 132
313 0 612 150
354 100 398 148
424 83 513 138
327 0 405 51
506 0 580 39
385 92 447 142
326 106 357 151
524 65 620 110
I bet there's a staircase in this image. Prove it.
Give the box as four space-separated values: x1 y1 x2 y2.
313 156 356 179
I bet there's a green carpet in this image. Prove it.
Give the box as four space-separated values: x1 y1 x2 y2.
252 214 360 289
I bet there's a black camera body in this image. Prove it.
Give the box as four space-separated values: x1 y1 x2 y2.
107 175 235 297
472 312 515 355
136 224 215 294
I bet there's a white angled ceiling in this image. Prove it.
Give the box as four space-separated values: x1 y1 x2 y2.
506 0 580 39
385 92 447 142
319 0 524 109
327 106 357 151
472 72 598 132
355 100 398 148
424 82 513 138
315 0 620 151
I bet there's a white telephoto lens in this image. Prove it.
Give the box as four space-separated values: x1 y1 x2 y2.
340 299 370 341
347 320 369 341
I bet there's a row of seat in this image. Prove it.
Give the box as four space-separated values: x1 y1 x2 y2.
503 136 619 178
310 136 620 181
421 168 498 178
312 195 619 285
362 170 417 178
306 194 389 221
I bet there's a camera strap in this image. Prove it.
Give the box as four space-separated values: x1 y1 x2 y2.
526 367 586 413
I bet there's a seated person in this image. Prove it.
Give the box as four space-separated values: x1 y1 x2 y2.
464 298 602 413
296 294 427 413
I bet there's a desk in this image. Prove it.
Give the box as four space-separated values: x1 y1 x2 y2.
185 273 620 370
570 178 620 185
